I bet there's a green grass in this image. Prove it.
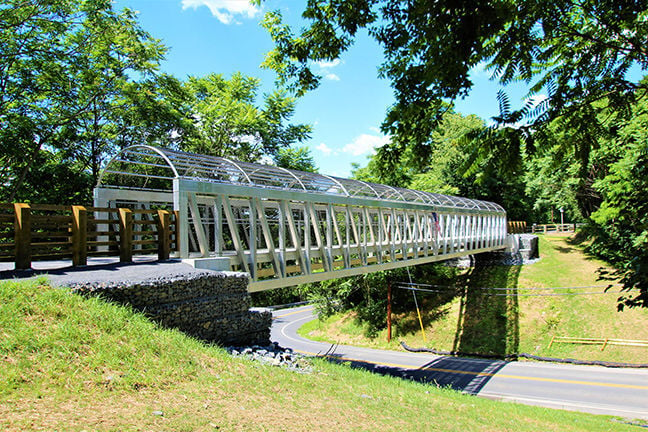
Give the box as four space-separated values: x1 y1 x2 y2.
301 234 648 363
0 278 638 431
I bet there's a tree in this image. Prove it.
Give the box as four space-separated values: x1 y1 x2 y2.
275 146 318 172
0 0 165 202
71 73 197 183
258 0 647 174
181 73 312 162
587 98 648 309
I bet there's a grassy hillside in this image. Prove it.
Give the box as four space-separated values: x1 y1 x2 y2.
0 278 637 431
301 234 648 364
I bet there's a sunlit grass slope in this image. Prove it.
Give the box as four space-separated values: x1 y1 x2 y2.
301 234 648 364
0 278 635 431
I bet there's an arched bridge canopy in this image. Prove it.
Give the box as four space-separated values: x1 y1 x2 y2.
96 145 507 291
98 145 503 213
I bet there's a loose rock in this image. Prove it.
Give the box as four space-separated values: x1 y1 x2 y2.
226 343 313 373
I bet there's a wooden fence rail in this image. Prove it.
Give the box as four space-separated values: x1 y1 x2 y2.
549 336 648 351
532 223 578 234
508 222 580 234
0 203 179 270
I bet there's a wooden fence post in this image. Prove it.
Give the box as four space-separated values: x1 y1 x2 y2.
14 203 31 270
157 210 171 261
119 208 133 263
71 205 87 266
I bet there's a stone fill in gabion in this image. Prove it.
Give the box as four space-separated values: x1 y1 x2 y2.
69 271 272 346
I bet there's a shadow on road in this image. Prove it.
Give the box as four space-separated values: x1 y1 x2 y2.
323 352 506 394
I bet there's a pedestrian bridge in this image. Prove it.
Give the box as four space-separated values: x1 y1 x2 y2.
95 145 507 291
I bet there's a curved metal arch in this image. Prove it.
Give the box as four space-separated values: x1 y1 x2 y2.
351 179 381 198
401 188 432 204
416 191 443 206
97 144 179 187
379 184 407 201
319 174 349 196
245 165 308 191
98 145 506 215
220 157 252 184
272 166 308 191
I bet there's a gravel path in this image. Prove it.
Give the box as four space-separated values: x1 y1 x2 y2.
0 259 211 287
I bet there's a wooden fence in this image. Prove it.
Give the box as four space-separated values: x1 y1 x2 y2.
508 221 579 234
531 223 577 234
549 336 648 351
0 203 179 270
507 221 527 234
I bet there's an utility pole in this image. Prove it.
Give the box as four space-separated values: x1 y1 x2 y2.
386 279 392 342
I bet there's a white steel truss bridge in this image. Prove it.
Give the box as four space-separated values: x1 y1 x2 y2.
95 146 507 291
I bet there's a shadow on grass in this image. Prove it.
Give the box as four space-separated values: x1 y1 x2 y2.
554 245 577 254
453 255 521 357
394 288 462 337
324 353 506 395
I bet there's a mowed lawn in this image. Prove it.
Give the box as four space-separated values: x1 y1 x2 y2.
0 278 638 431
301 233 648 364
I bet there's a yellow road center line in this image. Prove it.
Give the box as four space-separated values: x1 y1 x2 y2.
274 307 315 319
295 349 648 390
275 309 647 390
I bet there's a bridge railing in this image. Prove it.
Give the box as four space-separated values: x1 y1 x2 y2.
0 203 179 270
166 190 508 291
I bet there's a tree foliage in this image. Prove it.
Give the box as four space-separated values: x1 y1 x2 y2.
586 98 648 309
353 111 532 221
0 0 165 201
259 0 648 171
259 0 648 308
181 73 311 162
0 1 312 204
274 146 319 172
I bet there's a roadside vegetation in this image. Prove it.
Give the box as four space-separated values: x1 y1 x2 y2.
300 233 648 364
0 278 639 431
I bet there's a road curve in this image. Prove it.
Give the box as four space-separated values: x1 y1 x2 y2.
271 305 648 420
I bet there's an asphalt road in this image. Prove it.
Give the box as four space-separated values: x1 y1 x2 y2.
271 305 648 420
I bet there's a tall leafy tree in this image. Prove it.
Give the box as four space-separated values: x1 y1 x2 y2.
352 111 532 220
587 98 648 309
0 0 165 201
275 146 319 172
181 73 311 162
258 0 647 173
71 73 196 183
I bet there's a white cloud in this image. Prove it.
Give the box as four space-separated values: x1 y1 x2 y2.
315 59 341 69
181 0 260 25
524 94 548 109
502 94 549 128
470 60 492 78
342 134 390 156
324 73 340 81
316 142 333 155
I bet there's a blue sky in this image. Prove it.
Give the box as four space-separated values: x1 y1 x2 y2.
115 0 531 177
